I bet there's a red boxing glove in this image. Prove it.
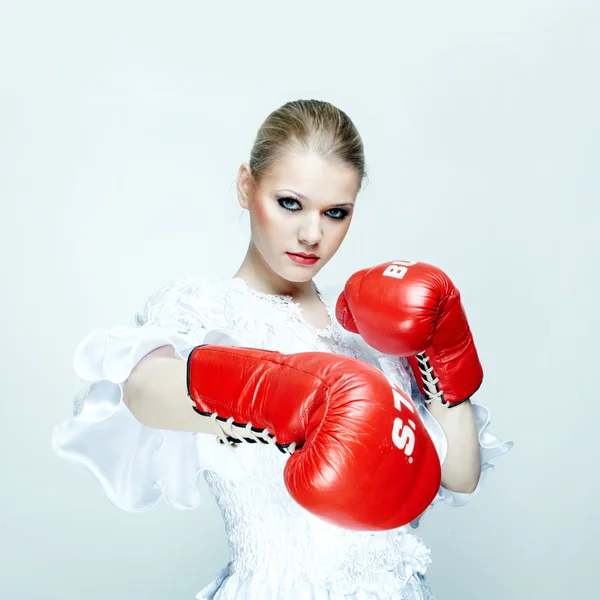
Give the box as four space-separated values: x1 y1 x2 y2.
336 260 483 407
187 345 441 530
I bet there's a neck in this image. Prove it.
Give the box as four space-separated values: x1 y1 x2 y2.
233 242 317 300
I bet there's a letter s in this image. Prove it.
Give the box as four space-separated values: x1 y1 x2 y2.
392 417 416 456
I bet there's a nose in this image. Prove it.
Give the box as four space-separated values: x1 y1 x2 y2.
298 213 323 247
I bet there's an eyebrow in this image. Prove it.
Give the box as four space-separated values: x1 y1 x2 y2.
277 189 355 208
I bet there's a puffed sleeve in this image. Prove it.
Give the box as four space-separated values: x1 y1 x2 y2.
51 276 234 512
375 355 514 529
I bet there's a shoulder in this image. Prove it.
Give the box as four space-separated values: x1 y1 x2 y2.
134 274 230 328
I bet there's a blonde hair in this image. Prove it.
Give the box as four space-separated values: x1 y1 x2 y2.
248 99 367 190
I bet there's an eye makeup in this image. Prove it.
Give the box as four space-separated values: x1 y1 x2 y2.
276 196 350 221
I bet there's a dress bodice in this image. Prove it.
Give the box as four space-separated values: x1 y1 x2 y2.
195 278 433 597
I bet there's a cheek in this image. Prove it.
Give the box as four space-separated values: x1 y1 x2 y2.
252 201 285 241
326 220 352 248
254 201 276 231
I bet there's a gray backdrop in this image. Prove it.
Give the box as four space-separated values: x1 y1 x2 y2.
1 0 597 598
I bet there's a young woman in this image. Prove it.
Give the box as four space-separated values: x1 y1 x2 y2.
52 99 513 599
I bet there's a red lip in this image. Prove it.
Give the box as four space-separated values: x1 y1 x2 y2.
286 252 320 266
289 252 319 259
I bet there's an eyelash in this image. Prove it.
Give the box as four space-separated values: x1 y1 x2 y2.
277 196 349 221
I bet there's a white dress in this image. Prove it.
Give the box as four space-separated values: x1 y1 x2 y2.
52 276 514 599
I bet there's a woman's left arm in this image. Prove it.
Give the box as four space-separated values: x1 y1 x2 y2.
426 399 481 494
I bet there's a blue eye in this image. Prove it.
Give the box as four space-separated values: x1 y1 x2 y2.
278 197 301 211
277 196 349 221
325 208 348 221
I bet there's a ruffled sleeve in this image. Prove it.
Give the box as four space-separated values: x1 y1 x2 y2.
374 354 514 529
51 276 232 512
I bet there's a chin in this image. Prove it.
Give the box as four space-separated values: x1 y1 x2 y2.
277 263 324 283
279 270 314 283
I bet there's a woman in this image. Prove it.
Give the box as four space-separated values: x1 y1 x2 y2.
52 99 513 598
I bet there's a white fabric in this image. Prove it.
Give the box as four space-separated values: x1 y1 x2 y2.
52 276 514 599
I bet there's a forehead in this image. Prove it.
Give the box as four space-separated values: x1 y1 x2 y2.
263 150 359 205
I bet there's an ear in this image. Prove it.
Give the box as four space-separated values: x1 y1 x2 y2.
236 163 253 210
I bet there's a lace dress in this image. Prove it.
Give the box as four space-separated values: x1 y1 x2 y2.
52 276 514 599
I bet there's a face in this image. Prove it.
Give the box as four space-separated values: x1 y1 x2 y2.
237 150 360 283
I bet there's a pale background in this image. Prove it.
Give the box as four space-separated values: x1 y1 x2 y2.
1 0 598 598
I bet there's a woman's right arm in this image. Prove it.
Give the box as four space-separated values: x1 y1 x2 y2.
123 345 219 434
